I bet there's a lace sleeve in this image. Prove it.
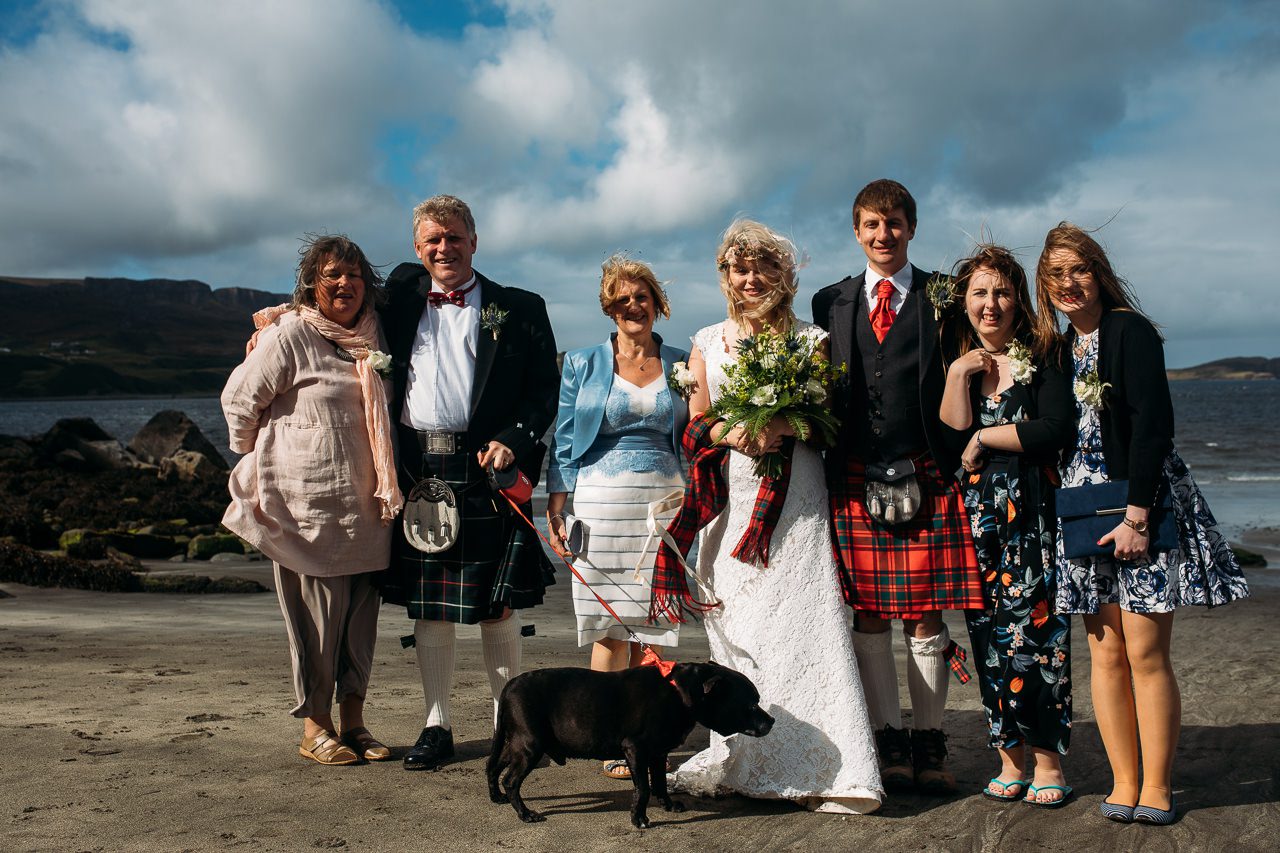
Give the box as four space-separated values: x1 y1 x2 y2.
692 323 723 359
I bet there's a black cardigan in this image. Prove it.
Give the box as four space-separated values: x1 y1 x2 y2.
1071 309 1174 507
947 346 1076 469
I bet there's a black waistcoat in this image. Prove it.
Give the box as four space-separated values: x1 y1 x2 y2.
853 288 927 463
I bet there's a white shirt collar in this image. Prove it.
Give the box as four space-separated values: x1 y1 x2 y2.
862 262 912 298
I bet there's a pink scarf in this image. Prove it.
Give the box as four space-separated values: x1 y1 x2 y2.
248 304 404 523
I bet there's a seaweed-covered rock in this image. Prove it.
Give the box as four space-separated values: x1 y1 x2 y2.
38 418 139 471
1232 546 1267 568
0 541 143 591
187 533 245 560
139 574 267 594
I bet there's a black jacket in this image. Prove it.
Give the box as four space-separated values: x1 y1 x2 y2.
379 265 560 481
1072 308 1174 508
812 265 959 475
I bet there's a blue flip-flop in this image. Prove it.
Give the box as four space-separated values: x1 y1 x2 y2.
982 777 1031 801
1023 784 1074 809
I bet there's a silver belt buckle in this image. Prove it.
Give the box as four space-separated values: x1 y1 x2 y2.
424 432 457 455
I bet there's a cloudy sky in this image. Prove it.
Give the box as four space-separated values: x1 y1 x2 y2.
1 0 1277 366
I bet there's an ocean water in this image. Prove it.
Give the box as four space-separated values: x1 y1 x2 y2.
1 380 1276 537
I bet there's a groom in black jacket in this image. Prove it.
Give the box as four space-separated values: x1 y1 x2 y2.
813 179 982 795
380 194 558 771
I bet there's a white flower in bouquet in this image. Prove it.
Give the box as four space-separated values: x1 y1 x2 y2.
750 385 778 406
804 378 827 403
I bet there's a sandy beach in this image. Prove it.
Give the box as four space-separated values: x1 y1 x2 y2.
3 556 1278 853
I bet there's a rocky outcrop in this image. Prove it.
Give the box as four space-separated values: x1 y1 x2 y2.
129 410 228 469
37 418 140 471
159 450 226 483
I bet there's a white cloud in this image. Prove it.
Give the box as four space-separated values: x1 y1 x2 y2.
0 0 1275 365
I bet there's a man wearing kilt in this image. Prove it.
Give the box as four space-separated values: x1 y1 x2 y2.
380 195 559 770
812 179 982 795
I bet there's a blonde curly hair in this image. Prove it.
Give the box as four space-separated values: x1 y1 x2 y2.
598 254 670 319
716 219 798 334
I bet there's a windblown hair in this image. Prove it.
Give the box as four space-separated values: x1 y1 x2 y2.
941 244 1046 362
412 194 476 239
598 254 670 320
852 178 917 230
716 219 798 334
1033 221 1157 349
291 234 384 313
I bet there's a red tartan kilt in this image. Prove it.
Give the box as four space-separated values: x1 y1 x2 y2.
829 454 982 619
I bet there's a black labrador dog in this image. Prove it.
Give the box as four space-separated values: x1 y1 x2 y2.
487 661 774 828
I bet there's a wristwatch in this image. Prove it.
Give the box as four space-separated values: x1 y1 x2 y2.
1122 517 1150 536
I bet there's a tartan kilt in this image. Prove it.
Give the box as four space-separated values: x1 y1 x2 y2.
385 432 554 624
829 453 983 619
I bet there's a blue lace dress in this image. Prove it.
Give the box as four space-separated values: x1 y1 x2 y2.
1055 331 1249 614
962 384 1072 754
569 376 684 646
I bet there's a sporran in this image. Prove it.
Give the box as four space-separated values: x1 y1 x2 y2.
863 458 922 526
402 477 461 554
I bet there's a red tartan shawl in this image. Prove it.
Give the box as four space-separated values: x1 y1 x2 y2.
648 414 793 624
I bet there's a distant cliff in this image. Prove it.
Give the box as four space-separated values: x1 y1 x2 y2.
0 276 291 398
1167 357 1280 381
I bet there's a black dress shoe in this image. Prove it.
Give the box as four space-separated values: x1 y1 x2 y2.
403 725 455 771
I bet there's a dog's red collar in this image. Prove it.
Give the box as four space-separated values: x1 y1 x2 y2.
640 647 677 684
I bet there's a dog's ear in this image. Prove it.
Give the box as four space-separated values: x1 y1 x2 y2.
702 674 722 695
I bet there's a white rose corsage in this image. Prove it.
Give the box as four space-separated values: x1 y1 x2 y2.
367 350 392 376
1074 369 1111 410
667 360 698 400
1006 339 1036 385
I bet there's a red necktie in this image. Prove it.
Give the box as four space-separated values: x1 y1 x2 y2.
426 280 477 308
870 278 896 343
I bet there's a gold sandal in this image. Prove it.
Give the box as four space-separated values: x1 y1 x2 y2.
342 726 392 761
602 759 632 779
299 731 359 765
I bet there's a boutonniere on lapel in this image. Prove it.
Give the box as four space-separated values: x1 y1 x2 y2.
925 272 957 320
1073 369 1110 411
479 304 509 341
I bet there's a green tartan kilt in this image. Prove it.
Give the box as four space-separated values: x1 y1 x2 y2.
385 432 554 624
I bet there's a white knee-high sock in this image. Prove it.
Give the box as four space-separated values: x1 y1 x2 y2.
906 625 951 731
481 614 522 729
853 629 902 730
414 619 455 731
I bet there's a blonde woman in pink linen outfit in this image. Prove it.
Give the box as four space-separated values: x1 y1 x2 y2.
222 234 403 766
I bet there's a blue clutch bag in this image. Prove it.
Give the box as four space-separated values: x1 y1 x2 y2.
1055 481 1177 559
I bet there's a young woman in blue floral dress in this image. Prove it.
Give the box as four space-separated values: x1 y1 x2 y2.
940 245 1076 807
1035 223 1249 825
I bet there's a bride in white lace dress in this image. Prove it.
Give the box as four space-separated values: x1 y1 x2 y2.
670 220 882 814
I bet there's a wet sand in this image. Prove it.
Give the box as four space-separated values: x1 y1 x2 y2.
2 558 1277 852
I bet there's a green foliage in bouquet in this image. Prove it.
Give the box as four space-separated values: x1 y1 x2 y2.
707 327 844 479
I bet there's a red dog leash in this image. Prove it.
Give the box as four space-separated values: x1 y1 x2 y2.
491 470 674 675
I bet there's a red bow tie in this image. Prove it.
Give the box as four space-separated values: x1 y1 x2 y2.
426 280 476 308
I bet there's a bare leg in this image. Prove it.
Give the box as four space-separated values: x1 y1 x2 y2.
1083 606 1140 808
1121 610 1179 811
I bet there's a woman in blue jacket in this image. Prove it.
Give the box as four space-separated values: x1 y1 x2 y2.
546 256 689 778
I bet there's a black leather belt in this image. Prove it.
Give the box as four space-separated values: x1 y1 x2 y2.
409 429 468 455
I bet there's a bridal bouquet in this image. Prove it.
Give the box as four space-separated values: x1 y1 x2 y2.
708 327 843 479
